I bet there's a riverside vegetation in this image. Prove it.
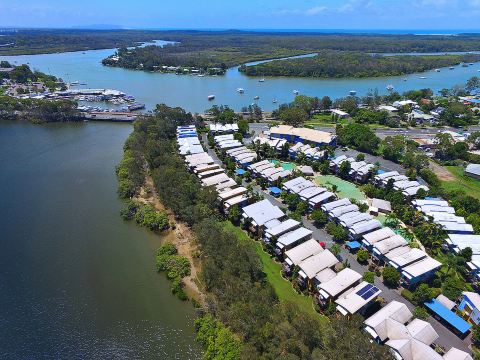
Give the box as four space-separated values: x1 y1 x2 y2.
116 103 392 359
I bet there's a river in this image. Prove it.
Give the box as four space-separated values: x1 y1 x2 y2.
1 42 480 113
0 121 201 359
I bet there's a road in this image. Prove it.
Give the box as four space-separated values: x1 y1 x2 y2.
202 133 471 353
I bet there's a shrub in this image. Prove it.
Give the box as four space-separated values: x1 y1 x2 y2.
413 306 429 320
382 266 401 288
412 284 434 305
156 244 191 280
363 271 375 284
357 249 370 264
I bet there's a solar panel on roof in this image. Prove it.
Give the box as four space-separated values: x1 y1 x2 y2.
361 288 378 300
356 283 373 297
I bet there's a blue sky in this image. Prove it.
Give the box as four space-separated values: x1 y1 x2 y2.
1 0 480 30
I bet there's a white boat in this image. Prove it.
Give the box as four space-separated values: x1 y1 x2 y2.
449 66 455 70
435 69 440 72
272 99 278 103
349 90 356 96
293 90 299 95
403 78 407 81
386 84 394 91
259 78 265 82
419 76 427 79
197 74 205 77
236 88 245 93
207 95 215 101
254 96 260 100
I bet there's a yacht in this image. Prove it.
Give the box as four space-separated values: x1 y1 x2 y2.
254 96 260 100
449 66 455 70
293 90 299 95
386 84 394 91
349 90 356 96
435 69 440 72
236 88 245 93
272 98 278 103
207 95 215 101
259 78 265 82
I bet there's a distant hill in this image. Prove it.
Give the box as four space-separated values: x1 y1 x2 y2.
70 24 125 30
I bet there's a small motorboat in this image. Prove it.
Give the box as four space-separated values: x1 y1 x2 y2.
449 66 455 70
259 78 265 82
349 90 356 96
237 88 245 93
386 84 394 91
419 76 427 79
272 98 278 103
207 95 215 101
254 96 260 100
435 69 440 72
293 90 299 95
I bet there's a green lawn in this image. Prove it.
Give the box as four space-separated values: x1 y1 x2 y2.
315 175 366 201
442 166 480 200
221 221 327 322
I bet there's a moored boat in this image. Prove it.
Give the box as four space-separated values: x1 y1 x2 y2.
207 95 215 101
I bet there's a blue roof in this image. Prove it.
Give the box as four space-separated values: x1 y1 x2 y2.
467 99 480 104
424 299 472 334
377 169 386 175
346 241 361 249
425 197 442 201
235 169 246 175
269 187 282 194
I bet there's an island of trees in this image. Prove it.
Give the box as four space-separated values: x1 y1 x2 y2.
239 52 480 78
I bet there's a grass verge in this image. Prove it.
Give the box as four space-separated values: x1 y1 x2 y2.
221 221 327 322
442 166 480 200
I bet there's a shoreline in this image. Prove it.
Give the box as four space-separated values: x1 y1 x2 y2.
133 171 206 306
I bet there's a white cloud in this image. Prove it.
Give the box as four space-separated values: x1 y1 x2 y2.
305 6 328 15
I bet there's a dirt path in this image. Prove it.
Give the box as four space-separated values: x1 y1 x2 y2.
429 160 455 182
135 173 206 306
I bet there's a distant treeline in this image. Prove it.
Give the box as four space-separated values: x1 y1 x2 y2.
0 96 80 123
239 52 480 78
0 61 60 86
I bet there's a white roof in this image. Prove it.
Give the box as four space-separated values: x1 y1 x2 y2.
309 191 335 206
335 281 382 315
260 166 284 178
436 294 457 311
439 222 474 233
373 235 409 256
375 171 399 180
298 186 326 200
363 228 396 246
248 160 270 171
218 187 247 201
224 195 248 208
268 170 292 181
215 179 237 191
198 168 225 179
318 268 362 298
339 212 373 228
466 164 480 176
314 268 337 284
282 176 306 191
419 205 456 214
387 248 427 269
447 234 480 247
289 179 316 195
443 348 474 360
329 204 359 218
266 219 300 238
403 185 430 197
298 250 339 279
402 257 442 279
412 199 449 207
202 173 231 187
364 301 413 341
349 219 382 236
321 198 351 212
276 227 313 250
284 239 323 266
242 200 284 227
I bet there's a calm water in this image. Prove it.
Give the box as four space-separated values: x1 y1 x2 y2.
1 43 480 113
0 121 201 359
